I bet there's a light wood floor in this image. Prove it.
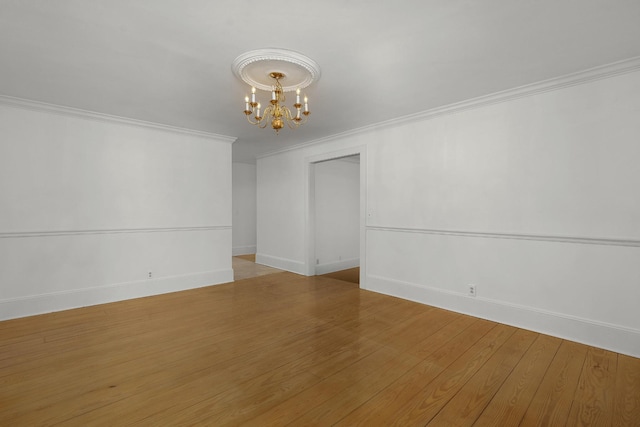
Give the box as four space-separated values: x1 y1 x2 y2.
1 261 639 426
320 267 360 284
233 255 281 281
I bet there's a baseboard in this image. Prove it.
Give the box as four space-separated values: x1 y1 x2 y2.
0 268 233 321
366 274 640 358
315 258 360 275
255 253 306 275
232 245 257 256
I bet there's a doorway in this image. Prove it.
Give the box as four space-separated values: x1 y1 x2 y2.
314 155 360 282
305 147 366 288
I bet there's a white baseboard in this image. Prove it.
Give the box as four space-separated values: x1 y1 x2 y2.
366 274 640 358
255 253 306 275
315 258 360 275
232 245 257 256
0 268 233 321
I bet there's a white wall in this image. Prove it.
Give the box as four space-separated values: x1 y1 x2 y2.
256 65 640 357
313 157 360 274
232 162 257 255
0 101 234 320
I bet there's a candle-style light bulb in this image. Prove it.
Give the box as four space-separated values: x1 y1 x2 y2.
296 88 301 105
250 87 256 105
304 96 309 112
256 103 261 119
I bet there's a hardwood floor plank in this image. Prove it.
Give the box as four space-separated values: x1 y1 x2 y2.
333 319 504 426
520 339 589 426
213 345 419 426
426 328 538 426
472 333 562 426
378 307 456 353
146 332 390 425
287 348 421 426
380 323 516 426
613 354 640 427
247 314 478 426
567 346 618 426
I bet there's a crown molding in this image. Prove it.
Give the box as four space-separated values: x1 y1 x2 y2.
0 225 232 239
258 56 640 160
0 95 237 144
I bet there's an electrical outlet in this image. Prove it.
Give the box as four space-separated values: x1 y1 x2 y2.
148 271 153 279
468 284 476 297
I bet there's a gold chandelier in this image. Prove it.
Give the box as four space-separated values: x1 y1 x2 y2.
232 48 320 134
243 72 309 132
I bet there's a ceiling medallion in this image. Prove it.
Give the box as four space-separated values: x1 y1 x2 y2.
232 48 321 132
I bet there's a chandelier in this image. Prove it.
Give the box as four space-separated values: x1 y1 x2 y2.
243 72 309 132
232 48 321 133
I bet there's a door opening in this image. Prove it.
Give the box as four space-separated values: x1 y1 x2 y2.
306 147 366 288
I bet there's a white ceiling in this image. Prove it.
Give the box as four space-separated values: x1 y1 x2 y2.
2 1 640 163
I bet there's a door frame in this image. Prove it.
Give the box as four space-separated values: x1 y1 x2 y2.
304 145 367 288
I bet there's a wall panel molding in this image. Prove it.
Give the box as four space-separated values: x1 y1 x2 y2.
0 225 232 239
366 225 640 248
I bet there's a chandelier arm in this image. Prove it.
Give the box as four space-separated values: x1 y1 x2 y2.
288 106 308 129
281 106 298 130
255 105 275 128
258 105 271 128
246 115 261 125
295 114 308 126
262 105 274 118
